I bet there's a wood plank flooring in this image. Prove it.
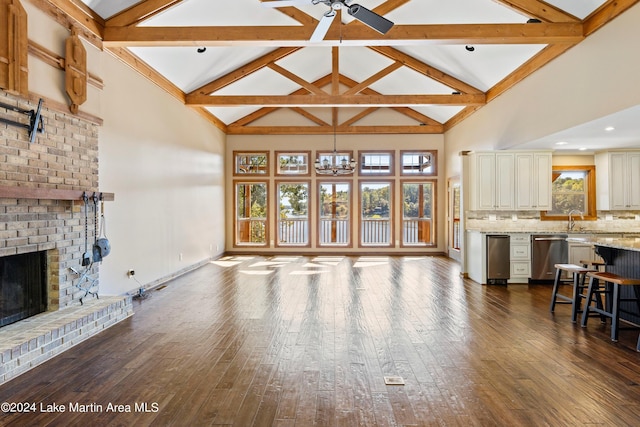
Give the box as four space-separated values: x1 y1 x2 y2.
1 255 640 426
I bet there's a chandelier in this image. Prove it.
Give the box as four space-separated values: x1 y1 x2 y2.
314 129 357 175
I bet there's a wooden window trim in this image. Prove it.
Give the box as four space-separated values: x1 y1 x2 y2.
275 151 311 177
275 180 311 248
233 151 270 176
400 150 438 176
358 179 394 248
233 179 269 248
317 180 353 248
357 150 394 176
400 179 437 248
540 165 596 221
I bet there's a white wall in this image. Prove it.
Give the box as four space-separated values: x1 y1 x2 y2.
444 3 640 179
24 2 226 296
98 53 226 295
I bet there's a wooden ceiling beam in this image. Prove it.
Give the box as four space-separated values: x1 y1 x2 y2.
583 0 640 37
267 63 328 95
186 93 486 107
190 47 301 96
226 125 443 135
102 23 584 47
493 0 579 23
343 62 403 95
106 0 185 28
368 46 483 94
228 75 333 127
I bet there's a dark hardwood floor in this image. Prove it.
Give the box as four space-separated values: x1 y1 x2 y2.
1 255 640 426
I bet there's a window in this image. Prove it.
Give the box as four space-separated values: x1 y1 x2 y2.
541 166 596 221
234 152 268 175
359 151 393 175
276 152 310 176
401 151 437 176
234 181 268 246
318 182 351 246
360 181 393 247
402 181 436 247
277 181 309 247
315 150 355 176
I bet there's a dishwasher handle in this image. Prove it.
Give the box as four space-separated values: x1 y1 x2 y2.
533 237 567 241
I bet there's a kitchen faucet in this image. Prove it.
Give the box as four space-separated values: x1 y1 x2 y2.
568 209 584 231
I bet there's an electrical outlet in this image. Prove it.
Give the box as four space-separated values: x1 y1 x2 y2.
127 269 135 278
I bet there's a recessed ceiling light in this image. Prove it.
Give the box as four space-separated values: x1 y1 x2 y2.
578 147 587 151
605 126 615 131
555 141 568 145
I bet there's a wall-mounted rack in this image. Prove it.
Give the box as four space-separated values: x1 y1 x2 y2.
0 98 45 143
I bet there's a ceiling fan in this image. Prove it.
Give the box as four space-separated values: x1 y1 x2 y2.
262 0 394 42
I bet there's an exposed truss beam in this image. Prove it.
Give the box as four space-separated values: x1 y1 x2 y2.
226 125 443 135
493 0 579 22
106 0 185 28
187 93 485 107
102 23 584 47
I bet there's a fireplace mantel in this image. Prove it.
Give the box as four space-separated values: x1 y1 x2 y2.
0 185 114 201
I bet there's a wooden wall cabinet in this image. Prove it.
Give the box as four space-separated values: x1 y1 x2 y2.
515 152 552 210
595 151 640 210
468 152 514 211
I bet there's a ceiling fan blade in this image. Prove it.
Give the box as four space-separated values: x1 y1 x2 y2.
261 0 313 7
347 4 394 34
310 12 335 42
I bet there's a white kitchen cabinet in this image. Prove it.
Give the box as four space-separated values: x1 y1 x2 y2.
515 152 552 210
509 233 530 283
595 151 640 210
469 152 514 210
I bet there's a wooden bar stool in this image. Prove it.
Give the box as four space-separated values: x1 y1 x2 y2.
549 264 598 322
580 259 606 271
581 271 640 342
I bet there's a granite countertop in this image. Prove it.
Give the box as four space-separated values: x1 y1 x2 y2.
466 229 637 235
566 236 640 252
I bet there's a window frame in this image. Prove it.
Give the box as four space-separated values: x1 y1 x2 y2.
233 151 269 176
358 150 394 176
275 151 311 176
400 150 437 176
233 180 269 247
358 179 394 248
317 180 353 248
540 165 597 221
276 180 311 248
400 179 437 248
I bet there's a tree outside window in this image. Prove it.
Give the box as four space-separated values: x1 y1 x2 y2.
541 166 596 221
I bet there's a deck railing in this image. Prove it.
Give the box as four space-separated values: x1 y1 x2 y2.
361 218 391 245
278 218 308 245
319 219 349 245
402 218 432 245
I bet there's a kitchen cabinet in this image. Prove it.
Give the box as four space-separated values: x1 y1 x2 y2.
509 233 530 283
468 152 514 210
515 152 552 210
595 151 640 210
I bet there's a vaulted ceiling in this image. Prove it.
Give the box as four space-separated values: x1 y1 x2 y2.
42 0 638 136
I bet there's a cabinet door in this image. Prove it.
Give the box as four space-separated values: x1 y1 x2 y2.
475 153 496 210
515 152 551 210
609 153 628 209
495 153 514 210
533 153 552 210
628 153 640 209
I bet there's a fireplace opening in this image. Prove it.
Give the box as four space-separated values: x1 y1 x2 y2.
0 251 48 327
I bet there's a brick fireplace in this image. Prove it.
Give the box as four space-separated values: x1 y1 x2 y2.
0 90 133 384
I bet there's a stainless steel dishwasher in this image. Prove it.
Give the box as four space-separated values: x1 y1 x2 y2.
531 234 568 282
487 235 510 284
